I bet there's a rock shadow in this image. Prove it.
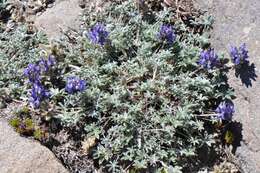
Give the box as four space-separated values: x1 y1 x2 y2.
235 62 257 88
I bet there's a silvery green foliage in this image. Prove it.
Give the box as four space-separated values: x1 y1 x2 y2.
0 0 6 10
0 26 47 98
54 1 233 172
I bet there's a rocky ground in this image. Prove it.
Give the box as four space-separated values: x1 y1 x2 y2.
0 0 259 172
196 0 260 172
0 118 68 173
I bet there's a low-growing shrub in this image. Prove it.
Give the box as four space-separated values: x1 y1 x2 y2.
46 1 236 172
0 25 47 99
2 0 248 172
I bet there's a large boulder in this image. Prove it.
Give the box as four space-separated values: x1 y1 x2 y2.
0 119 68 173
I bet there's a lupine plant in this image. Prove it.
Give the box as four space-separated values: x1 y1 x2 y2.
1 0 252 172
88 23 109 46
29 82 50 108
24 63 41 83
0 25 47 99
53 1 239 172
23 55 56 108
198 49 220 69
230 43 249 65
65 76 86 94
158 24 176 44
215 101 235 121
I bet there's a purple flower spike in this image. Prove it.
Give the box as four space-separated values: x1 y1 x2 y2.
198 49 219 69
24 55 56 109
216 101 235 120
158 24 176 44
24 63 41 83
88 23 109 46
39 55 56 72
230 43 249 65
30 82 50 108
65 77 86 94
230 46 240 65
47 55 56 67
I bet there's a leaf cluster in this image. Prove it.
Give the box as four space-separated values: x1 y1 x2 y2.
51 1 234 172
0 0 236 172
0 26 47 98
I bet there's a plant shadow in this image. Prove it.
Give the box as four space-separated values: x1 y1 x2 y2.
194 121 243 172
223 121 243 154
235 62 257 88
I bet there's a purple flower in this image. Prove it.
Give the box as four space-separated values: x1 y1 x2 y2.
198 49 219 69
158 24 176 44
24 63 41 83
216 102 235 120
30 82 50 108
24 55 56 108
65 77 86 94
88 23 109 46
39 55 56 72
230 43 249 65
24 55 56 83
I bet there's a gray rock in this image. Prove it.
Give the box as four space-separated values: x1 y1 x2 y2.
195 0 260 172
0 119 68 173
34 0 83 40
